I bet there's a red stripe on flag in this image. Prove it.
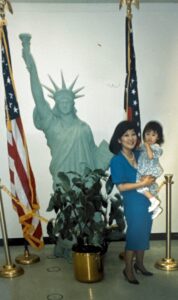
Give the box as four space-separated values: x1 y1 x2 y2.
8 135 33 206
127 107 133 121
9 169 14 184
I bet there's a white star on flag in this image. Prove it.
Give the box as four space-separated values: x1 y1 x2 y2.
131 89 136 95
7 76 11 84
14 106 18 113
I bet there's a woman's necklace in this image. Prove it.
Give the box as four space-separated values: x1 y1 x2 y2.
121 151 137 167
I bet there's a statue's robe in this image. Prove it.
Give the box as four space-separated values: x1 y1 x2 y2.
33 106 112 189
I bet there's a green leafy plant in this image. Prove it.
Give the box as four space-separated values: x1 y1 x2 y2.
47 168 125 251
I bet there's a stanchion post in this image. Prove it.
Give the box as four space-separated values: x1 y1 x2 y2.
166 174 172 260
155 174 178 271
0 186 24 278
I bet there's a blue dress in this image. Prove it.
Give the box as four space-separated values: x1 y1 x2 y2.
110 150 152 251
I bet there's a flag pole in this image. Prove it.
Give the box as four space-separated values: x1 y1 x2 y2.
0 185 24 278
0 1 42 265
0 0 24 278
155 174 178 271
118 0 140 261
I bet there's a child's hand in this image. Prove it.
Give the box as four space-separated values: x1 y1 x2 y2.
144 143 154 159
144 142 150 148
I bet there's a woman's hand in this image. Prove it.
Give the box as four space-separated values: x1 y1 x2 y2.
140 175 155 187
117 176 155 192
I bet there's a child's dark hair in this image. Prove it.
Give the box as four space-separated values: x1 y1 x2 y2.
143 121 164 145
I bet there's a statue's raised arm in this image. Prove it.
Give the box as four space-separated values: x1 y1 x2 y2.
19 33 50 120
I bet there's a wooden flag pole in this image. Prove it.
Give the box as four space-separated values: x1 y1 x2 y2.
0 185 24 278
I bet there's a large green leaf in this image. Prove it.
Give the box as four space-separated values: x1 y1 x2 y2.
105 175 114 195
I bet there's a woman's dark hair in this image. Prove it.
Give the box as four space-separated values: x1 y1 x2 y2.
109 120 138 155
143 121 164 145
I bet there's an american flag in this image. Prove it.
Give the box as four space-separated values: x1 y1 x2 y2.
1 24 44 249
124 16 141 144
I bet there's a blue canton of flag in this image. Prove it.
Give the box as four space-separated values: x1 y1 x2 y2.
2 43 20 120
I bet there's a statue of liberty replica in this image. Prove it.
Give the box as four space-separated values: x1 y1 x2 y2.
19 34 112 187
19 34 112 260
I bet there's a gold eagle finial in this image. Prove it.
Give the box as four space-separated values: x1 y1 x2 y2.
119 0 139 10
119 0 139 18
0 0 13 19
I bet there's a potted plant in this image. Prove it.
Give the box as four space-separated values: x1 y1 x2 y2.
47 168 125 282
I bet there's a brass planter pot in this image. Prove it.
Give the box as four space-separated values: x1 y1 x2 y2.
73 250 104 283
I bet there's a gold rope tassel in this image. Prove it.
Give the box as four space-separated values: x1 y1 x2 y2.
0 183 48 224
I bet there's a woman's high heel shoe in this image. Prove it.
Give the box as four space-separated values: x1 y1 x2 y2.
134 264 153 276
123 269 139 284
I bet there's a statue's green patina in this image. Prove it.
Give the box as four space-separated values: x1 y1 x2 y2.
19 33 112 191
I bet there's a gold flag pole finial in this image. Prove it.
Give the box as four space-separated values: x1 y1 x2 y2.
0 0 13 20
119 0 139 18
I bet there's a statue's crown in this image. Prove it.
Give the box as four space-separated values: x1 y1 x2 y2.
43 71 84 102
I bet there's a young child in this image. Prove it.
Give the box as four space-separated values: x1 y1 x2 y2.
136 121 164 220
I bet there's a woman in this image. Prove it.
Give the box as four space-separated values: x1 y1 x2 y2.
109 121 154 285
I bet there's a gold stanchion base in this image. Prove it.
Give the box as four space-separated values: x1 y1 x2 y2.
155 258 178 271
0 264 24 278
15 249 40 265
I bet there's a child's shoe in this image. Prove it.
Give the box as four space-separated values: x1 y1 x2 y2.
148 197 160 212
152 206 163 220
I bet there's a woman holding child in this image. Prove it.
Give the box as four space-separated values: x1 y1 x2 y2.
109 120 161 284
